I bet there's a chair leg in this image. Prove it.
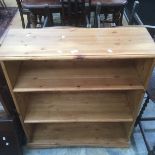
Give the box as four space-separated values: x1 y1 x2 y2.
19 10 26 28
0 1 4 8
129 1 140 25
104 13 108 20
26 13 31 28
119 8 124 26
94 12 97 27
30 12 37 28
15 0 26 28
95 2 101 28
21 14 26 28
113 10 121 26
60 12 64 26
0 0 7 9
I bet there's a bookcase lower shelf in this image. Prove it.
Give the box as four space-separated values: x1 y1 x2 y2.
28 123 129 148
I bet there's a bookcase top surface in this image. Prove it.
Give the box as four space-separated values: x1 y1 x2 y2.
0 27 155 60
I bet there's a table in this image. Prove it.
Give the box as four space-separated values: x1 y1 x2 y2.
20 0 127 27
22 0 127 8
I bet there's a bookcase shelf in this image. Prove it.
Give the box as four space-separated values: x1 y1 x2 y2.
28 123 129 148
24 92 133 123
13 60 143 92
1 27 155 148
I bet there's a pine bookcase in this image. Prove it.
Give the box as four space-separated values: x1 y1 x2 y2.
0 27 155 148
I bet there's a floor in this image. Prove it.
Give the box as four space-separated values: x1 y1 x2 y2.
4 10 155 155
2 0 17 7
0 103 4 112
0 7 17 37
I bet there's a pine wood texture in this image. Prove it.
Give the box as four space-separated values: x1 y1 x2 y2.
0 27 155 60
0 27 155 148
28 123 129 148
0 62 31 139
24 92 133 123
13 60 143 92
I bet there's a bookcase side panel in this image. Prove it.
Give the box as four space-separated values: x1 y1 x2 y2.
136 59 155 89
126 58 155 139
0 61 31 140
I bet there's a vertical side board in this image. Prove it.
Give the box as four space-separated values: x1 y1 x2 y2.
136 59 155 89
125 58 155 139
0 61 31 140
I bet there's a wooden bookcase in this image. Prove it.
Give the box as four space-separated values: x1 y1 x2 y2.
0 27 155 148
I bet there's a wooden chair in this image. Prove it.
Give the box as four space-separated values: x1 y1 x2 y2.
15 0 31 28
16 0 48 28
22 0 62 27
61 0 91 27
94 0 127 27
16 0 61 28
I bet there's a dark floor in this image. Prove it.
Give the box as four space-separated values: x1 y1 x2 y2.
0 7 17 37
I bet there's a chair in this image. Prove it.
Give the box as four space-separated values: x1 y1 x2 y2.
22 0 62 27
16 0 61 28
61 0 91 27
94 0 127 27
15 0 31 28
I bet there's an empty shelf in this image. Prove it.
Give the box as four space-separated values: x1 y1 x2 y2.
13 61 143 92
28 123 129 148
24 92 133 123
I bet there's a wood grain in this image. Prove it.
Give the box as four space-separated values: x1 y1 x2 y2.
136 59 155 89
2 61 22 88
0 62 30 139
126 90 145 139
13 60 143 92
1 27 155 148
28 123 129 148
0 27 155 60
24 92 133 123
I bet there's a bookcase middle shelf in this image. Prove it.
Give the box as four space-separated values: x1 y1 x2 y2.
17 92 134 123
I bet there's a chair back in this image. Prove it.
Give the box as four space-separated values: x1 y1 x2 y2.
61 0 91 26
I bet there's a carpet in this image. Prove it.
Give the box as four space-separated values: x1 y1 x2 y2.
0 7 17 38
